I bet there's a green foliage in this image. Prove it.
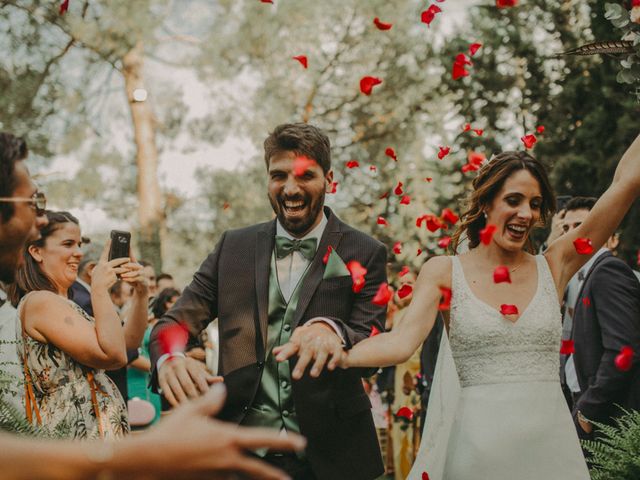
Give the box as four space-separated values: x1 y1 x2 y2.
604 2 640 96
583 409 640 480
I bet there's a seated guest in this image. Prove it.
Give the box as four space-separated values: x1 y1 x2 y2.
9 211 147 439
561 197 640 438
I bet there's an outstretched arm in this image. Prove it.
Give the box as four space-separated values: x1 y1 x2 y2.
343 256 450 369
546 133 640 289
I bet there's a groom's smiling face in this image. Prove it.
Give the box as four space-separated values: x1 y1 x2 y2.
267 151 333 238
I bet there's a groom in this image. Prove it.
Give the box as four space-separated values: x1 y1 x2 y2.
149 123 386 479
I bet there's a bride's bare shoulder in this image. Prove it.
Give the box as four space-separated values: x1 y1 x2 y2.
418 255 453 287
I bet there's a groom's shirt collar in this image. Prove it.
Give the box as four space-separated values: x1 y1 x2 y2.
276 211 328 248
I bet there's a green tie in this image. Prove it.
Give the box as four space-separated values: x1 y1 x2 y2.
275 236 317 261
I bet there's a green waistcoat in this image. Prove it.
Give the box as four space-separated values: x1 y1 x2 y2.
241 254 310 436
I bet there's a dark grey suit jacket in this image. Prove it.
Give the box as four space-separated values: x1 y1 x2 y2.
149 207 386 480
571 251 640 429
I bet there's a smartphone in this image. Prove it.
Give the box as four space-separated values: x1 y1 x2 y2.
108 230 131 261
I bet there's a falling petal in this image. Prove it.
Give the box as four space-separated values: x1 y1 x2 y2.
521 134 537 149
346 260 368 293
573 238 594 255
399 266 410 277
158 323 189 355
480 224 497 245
372 283 393 306
293 155 316 177
560 339 575 355
385 147 398 161
438 286 452 311
400 195 411 205
397 284 413 299
394 182 404 195
377 216 389 226
493 266 511 283
373 17 393 30
469 43 482 56
438 236 451 248
360 76 383 95
393 242 403 255
346 160 360 168
59 0 70 14
437 146 451 160
500 304 519 315
441 208 459 224
292 55 308 68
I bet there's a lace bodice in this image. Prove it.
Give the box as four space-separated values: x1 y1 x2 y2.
449 255 562 387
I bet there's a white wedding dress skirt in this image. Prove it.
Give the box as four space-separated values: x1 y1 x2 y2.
409 255 590 480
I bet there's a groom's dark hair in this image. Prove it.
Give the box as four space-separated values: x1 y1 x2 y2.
263 123 331 173
564 196 597 212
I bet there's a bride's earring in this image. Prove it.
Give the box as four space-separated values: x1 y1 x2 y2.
483 211 488 220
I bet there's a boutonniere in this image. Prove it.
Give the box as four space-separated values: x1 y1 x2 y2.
322 246 350 279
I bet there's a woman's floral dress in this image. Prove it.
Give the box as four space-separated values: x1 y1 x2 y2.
19 298 129 439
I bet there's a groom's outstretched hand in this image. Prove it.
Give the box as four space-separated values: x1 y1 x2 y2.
273 323 345 379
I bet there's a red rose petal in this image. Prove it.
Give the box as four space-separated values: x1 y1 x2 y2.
293 155 316 177
59 0 70 14
260 0 274 3
400 195 411 205
614 346 634 372
461 163 478 173
346 260 368 293
421 5 442 26
496 0 517 7
393 241 403 255
372 283 393 306
536 125 545 134
322 246 333 265
399 266 410 277
397 284 413 299
385 147 397 161
573 238 594 255
438 236 451 248
292 55 308 69
377 216 388 226
441 208 459 224
452 62 469 80
521 134 537 149
469 43 482 56
438 286 452 311
455 53 473 66
379 191 390 200
346 160 359 168
360 76 383 95
493 266 511 283
396 406 413 420
437 146 451 160
426 215 445 232
158 323 189 356
328 182 338 194
369 325 382 337
422 473 430 480
394 182 404 195
560 339 575 355
582 297 591 306
369 165 377 172
480 224 497 245
417 248 423 256
425 177 433 182
473 128 484 136
500 304 519 315
462 123 471 132
373 17 393 30
468 151 486 166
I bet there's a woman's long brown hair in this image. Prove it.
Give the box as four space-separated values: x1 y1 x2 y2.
451 151 556 254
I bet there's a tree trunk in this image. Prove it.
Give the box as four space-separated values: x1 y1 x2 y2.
122 41 163 271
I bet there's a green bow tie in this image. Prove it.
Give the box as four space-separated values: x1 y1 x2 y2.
275 236 317 261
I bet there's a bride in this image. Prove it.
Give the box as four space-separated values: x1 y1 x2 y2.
277 133 640 479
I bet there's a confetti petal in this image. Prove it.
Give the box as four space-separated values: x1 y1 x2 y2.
422 473 430 480
322 246 333 265
461 163 478 173
360 76 383 95
500 304 519 315
346 260 368 293
292 55 308 69
421 5 442 26
441 208 459 224
496 0 517 7
521 134 537 149
373 17 393 30
452 62 469 80
417 248 423 256
560 339 575 355
393 242 403 255
372 283 393 306
260 0 274 3
426 215 445 232
573 238 594 255
582 297 591 306
614 346 634 372
438 236 451 248
293 155 316 176
480 224 497 245
399 266 410 277
473 129 484 136
468 151 486 166
394 182 404 195
462 123 471 132
397 284 413 299
59 0 70 14
400 195 411 205
328 182 338 194
425 177 433 182
493 266 511 283
385 147 397 161
536 125 545 134
437 146 451 160
469 43 482 56
369 165 377 172
369 325 382 337
396 406 413 420
158 323 189 355
346 160 360 168
377 216 388 226
438 286 452 311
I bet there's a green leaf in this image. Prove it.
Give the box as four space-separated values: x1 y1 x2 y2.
605 3 626 20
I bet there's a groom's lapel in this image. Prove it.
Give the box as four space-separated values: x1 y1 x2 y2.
292 209 343 328
255 220 276 353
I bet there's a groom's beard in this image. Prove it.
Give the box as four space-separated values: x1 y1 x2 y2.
269 191 325 238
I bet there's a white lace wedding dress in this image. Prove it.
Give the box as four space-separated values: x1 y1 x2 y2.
409 255 590 479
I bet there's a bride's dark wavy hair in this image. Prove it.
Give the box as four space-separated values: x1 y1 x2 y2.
451 151 556 254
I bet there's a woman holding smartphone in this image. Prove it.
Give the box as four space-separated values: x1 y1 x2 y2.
9 211 147 439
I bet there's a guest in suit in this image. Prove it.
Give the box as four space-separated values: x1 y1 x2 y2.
149 123 386 480
561 196 640 438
